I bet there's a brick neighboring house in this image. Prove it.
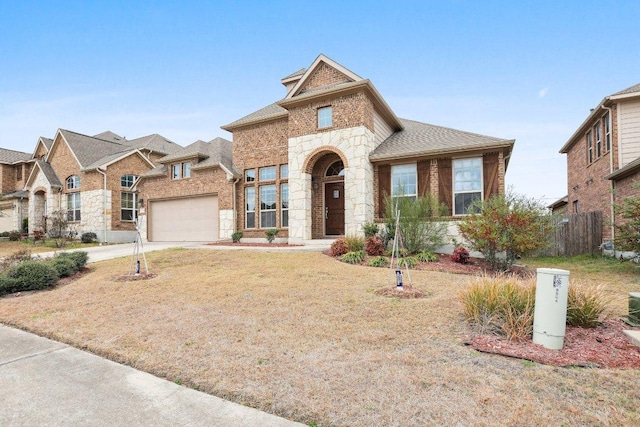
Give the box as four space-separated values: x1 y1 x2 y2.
0 129 182 242
137 54 515 244
0 147 34 232
559 82 640 245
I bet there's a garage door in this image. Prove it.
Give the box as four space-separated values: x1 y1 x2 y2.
149 196 218 241
0 207 14 232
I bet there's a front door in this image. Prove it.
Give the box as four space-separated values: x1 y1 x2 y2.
324 182 344 235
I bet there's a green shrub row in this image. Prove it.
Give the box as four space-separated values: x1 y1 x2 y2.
0 251 88 296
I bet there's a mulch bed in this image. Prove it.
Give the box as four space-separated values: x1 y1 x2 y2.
468 319 640 368
374 285 429 299
113 273 158 282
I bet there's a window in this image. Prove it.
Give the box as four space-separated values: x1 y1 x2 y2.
66 175 80 190
391 164 417 199
121 174 137 188
595 123 601 158
453 158 482 215
326 161 345 177
121 192 137 221
67 193 81 222
172 164 181 179
281 183 289 228
573 200 579 213
260 185 276 228
604 113 611 152
280 164 289 180
259 166 276 181
245 187 255 228
586 131 593 164
318 106 333 128
172 163 190 179
16 165 22 181
245 169 255 183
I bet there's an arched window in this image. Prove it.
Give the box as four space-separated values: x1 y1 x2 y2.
121 174 138 188
326 161 345 177
66 175 80 190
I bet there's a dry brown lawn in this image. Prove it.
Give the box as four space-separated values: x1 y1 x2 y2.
1 249 639 426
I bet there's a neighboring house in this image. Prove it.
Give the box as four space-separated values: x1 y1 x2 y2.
559 82 640 244
0 147 33 232
0 129 181 242
548 196 569 216
137 54 515 243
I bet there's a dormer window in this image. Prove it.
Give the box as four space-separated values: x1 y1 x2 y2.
318 106 333 128
172 162 191 179
66 175 80 190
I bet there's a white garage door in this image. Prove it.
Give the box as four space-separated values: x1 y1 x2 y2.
149 196 218 242
0 208 14 232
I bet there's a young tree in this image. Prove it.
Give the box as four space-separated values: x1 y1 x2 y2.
384 192 449 254
47 209 72 248
614 184 640 255
458 192 553 271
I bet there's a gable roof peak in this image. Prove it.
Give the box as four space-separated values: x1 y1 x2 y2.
285 54 364 99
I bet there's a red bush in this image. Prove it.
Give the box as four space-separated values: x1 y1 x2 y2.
365 236 385 256
330 238 348 256
451 246 470 264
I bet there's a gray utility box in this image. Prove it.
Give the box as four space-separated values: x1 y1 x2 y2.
629 292 640 326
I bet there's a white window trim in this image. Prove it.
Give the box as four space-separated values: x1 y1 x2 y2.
452 157 483 216
67 192 81 222
245 187 255 229
259 166 276 181
318 106 333 128
281 183 288 228
391 163 417 199
66 175 80 190
121 192 137 222
259 185 277 228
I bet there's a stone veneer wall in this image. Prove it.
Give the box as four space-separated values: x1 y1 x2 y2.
288 126 376 243
219 209 234 239
79 189 111 241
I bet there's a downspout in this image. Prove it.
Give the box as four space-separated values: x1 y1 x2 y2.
601 104 615 246
232 176 240 234
97 167 108 244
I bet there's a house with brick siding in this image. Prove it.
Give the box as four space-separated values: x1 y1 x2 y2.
137 54 515 244
0 129 182 242
559 82 640 246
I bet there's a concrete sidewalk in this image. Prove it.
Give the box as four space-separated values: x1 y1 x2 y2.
0 325 305 426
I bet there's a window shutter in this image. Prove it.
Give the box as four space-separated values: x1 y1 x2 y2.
438 158 452 216
378 164 390 218
483 153 500 199
417 160 430 197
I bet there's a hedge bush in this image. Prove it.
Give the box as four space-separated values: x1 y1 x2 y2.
330 238 348 257
7 261 59 291
0 275 21 296
50 257 78 278
342 250 365 264
365 236 385 256
81 232 98 243
56 251 89 270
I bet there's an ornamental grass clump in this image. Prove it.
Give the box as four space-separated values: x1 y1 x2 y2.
342 250 365 265
460 275 536 341
566 282 609 328
344 235 365 252
368 256 388 268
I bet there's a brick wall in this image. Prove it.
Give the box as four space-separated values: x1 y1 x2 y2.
300 62 351 92
566 108 617 241
288 91 374 138
612 172 640 231
233 118 289 237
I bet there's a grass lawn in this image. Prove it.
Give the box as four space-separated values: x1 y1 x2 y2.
0 239 98 257
0 249 639 426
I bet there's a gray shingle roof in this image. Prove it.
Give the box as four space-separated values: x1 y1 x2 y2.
126 134 182 155
0 147 31 164
141 164 168 178
35 159 62 188
282 67 307 81
150 137 238 176
59 129 134 170
40 137 53 150
221 102 288 130
2 189 29 199
612 82 640 96
93 131 125 142
370 119 514 160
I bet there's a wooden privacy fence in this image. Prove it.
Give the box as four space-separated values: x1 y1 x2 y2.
537 211 603 257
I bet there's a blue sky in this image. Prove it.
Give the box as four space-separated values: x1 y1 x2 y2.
1 1 639 203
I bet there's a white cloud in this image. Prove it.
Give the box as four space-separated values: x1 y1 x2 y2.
538 87 549 98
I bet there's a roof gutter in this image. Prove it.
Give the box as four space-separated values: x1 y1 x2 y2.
97 167 108 244
601 104 615 244
369 141 515 163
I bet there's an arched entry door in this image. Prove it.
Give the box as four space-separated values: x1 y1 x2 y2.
309 153 346 239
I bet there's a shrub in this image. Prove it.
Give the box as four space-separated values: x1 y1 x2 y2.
383 192 448 254
566 283 609 328
265 229 279 243
451 247 469 264
342 250 365 264
49 257 78 278
368 256 389 267
32 230 46 242
362 223 380 238
460 275 536 341
81 232 98 243
7 261 60 291
399 256 418 269
231 231 243 243
614 183 640 254
416 251 438 262
56 251 89 270
458 192 553 271
0 231 9 238
8 230 21 241
0 275 21 296
344 235 365 252
365 236 385 256
330 238 348 257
